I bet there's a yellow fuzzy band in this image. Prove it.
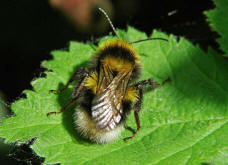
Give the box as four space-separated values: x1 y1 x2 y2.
124 87 138 103
84 72 98 94
101 56 133 73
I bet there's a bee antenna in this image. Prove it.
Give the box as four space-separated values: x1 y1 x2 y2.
98 7 120 38
130 38 168 44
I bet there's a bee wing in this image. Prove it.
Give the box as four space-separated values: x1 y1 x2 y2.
96 65 114 94
91 70 132 130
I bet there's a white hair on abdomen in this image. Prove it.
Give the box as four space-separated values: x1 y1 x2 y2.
74 106 124 144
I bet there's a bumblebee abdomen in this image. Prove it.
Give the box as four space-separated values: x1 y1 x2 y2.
74 106 124 144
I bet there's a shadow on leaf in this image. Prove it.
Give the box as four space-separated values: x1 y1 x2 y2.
55 62 93 145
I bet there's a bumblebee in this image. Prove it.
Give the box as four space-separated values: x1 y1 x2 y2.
47 8 169 143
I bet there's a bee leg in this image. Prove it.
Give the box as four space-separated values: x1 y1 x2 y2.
49 68 89 94
124 111 141 141
133 77 170 89
124 87 143 141
47 71 88 116
154 77 171 87
124 77 170 140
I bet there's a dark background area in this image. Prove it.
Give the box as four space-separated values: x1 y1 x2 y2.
0 0 217 164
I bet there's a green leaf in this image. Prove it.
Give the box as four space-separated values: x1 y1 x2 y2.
1 27 228 165
211 147 228 165
205 0 228 56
